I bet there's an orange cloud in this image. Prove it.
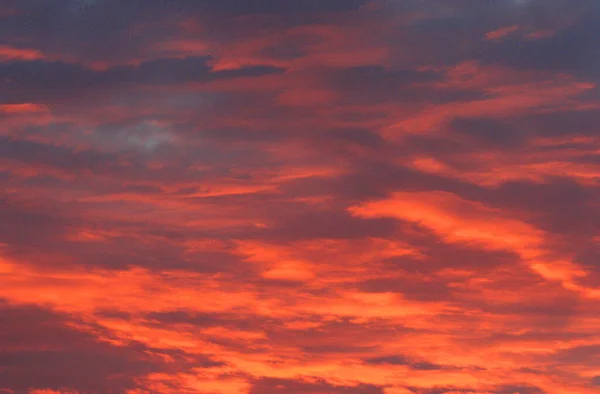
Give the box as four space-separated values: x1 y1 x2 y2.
484 25 520 40
0 104 49 114
349 191 596 298
0 45 45 61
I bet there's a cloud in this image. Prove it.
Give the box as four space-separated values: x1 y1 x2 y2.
1 0 600 393
249 378 384 394
0 58 285 104
493 384 546 394
0 302 168 393
476 2 600 79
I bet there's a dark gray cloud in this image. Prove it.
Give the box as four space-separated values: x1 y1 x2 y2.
408 387 477 394
493 384 546 394
249 377 384 394
482 178 600 237
0 135 119 172
477 4 600 80
365 355 443 371
551 344 600 366
0 194 73 259
448 117 528 149
0 302 162 393
0 0 368 64
259 208 399 241
320 65 443 105
0 58 284 104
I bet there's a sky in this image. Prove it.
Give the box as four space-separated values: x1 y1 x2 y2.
1 0 600 393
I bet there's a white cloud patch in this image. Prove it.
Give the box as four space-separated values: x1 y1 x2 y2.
85 120 176 153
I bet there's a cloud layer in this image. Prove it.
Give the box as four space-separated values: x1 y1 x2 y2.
1 0 599 393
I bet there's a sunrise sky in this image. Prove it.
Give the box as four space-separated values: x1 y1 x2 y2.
1 1 600 393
